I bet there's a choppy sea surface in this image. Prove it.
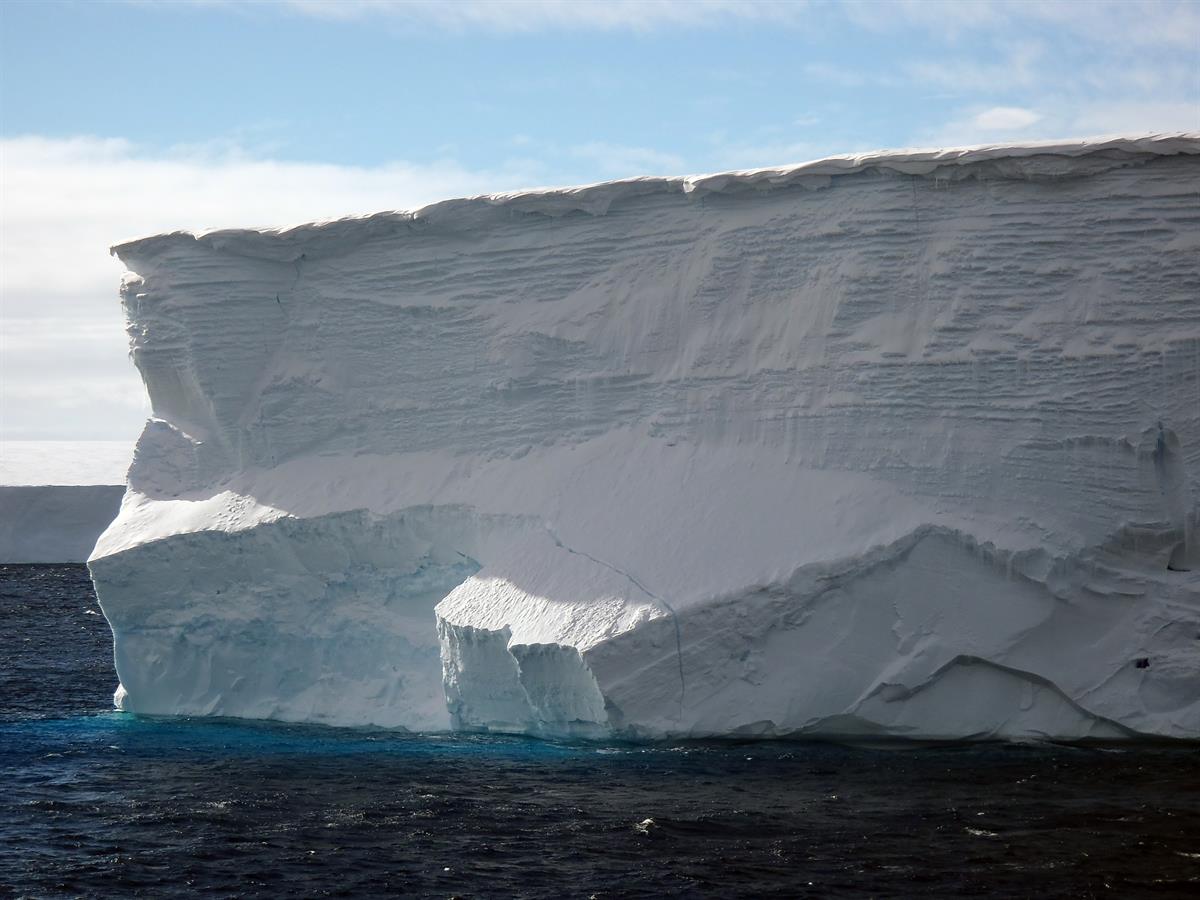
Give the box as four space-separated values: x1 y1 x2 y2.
2 564 1198 898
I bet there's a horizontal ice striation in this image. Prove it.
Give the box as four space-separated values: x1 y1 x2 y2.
91 134 1200 740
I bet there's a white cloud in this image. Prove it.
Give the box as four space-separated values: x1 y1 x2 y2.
905 41 1043 92
242 0 1200 50
923 99 1198 148
277 0 814 31
841 0 1009 36
973 106 1041 130
1024 0 1200 49
1 315 150 440
844 0 1200 48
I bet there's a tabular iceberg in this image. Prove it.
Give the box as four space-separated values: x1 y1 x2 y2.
0 485 125 563
1 442 132 563
91 135 1200 741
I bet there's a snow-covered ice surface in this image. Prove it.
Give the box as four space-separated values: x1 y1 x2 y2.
0 442 132 561
92 134 1200 741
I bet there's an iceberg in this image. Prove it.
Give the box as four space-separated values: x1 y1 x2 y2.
1 442 131 563
90 135 1200 740
1 485 125 563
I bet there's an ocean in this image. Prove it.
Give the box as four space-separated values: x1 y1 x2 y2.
2 563 1197 898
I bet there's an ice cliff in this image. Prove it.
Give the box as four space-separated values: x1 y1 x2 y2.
2 442 131 563
92 135 1200 741
1 485 124 563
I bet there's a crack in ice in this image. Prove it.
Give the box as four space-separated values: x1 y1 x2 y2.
543 525 686 722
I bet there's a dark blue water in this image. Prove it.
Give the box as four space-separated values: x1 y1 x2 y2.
2 565 1198 898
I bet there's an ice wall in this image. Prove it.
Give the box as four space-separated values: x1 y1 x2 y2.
0 485 125 563
92 135 1200 740
1 442 132 563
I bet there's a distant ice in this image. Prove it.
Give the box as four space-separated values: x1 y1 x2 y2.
0 441 135 486
0 485 125 563
0 441 132 562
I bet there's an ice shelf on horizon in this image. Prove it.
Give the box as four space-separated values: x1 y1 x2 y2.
0 443 132 562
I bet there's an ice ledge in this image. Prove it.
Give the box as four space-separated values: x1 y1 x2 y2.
110 132 1199 264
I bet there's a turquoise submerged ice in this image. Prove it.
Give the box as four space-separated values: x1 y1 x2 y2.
92 135 1200 741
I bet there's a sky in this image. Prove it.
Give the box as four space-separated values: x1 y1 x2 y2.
1 0 1197 444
